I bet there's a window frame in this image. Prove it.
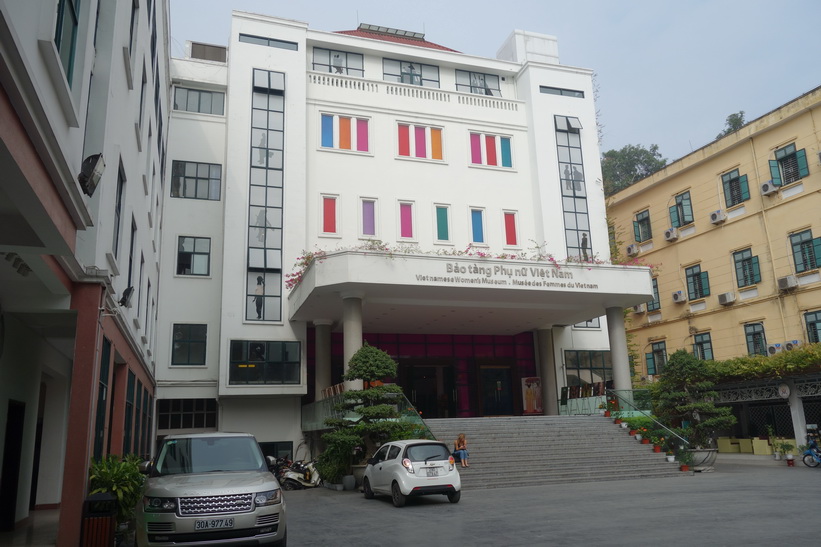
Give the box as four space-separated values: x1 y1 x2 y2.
54 0 80 85
455 69 501 97
633 209 652 242
769 143 809 187
685 264 710 300
469 207 486 245
320 113 370 153
397 122 444 161
503 210 519 247
173 87 225 115
733 248 761 288
434 204 451 243
398 201 415 240
646 278 661 311
320 194 339 236
170 160 222 200
382 58 439 88
744 323 767 356
669 191 694 228
789 229 821 273
228 340 301 385
806 310 821 344
171 324 208 366
312 47 364 77
360 198 378 239
646 342 667 375
176 236 211 276
468 131 513 169
721 169 750 208
693 332 714 361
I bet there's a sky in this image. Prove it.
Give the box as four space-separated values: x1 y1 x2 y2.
169 0 821 163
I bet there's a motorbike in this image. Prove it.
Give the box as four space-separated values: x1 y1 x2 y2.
278 459 321 490
802 433 821 468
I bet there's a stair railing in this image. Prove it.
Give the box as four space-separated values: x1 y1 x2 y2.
606 388 689 448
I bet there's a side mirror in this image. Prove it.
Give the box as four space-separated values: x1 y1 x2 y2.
366 457 376 466
138 460 153 474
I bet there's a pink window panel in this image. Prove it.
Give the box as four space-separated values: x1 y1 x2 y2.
322 197 336 233
356 118 369 152
469 133 482 164
415 126 427 158
504 212 517 245
399 203 413 238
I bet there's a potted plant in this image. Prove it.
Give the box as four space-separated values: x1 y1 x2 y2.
665 450 676 463
677 448 693 471
317 343 424 490
651 350 737 471
773 439 795 461
88 454 145 545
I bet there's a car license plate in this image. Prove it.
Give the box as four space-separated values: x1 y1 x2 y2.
194 518 234 530
425 467 439 477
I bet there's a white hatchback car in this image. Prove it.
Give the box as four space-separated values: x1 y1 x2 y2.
362 439 461 507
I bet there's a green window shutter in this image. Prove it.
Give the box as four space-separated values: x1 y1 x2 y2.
669 205 680 228
700 271 710 297
797 149 809 178
436 207 449 240
646 353 656 375
813 237 821 270
682 197 694 224
722 178 732 206
633 221 641 242
739 175 750 201
751 256 761 284
769 159 782 186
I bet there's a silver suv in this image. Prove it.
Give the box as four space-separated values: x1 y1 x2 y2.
136 432 287 546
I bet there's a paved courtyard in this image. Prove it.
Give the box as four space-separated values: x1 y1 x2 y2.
284 456 819 546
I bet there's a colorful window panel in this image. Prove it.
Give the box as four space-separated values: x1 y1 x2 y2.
361 199 376 237
397 124 443 160
503 211 518 246
399 202 414 239
322 196 337 234
471 208 485 243
469 132 512 168
435 205 450 242
320 114 369 152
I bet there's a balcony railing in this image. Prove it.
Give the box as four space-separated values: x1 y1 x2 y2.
308 71 521 113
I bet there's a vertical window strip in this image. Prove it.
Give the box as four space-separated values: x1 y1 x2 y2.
435 206 449 241
322 196 337 233
356 118 369 152
471 209 484 243
500 137 512 168
414 126 427 158
504 212 517 246
399 203 413 238
398 124 411 156
398 124 443 160
321 113 368 152
470 132 512 167
339 117 351 150
431 128 443 160
485 135 498 166
470 133 482 164
321 114 334 148
362 200 376 236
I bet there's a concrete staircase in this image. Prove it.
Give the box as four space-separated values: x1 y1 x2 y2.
425 415 687 489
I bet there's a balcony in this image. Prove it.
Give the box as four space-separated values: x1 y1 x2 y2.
307 71 526 125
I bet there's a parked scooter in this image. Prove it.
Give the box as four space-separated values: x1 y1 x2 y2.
278 459 321 490
802 433 821 468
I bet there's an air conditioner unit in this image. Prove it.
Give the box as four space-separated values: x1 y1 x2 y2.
767 343 783 355
760 181 778 196
785 340 803 351
632 303 646 314
626 244 640 257
777 275 798 291
664 227 679 242
717 292 736 306
672 290 687 303
710 209 727 225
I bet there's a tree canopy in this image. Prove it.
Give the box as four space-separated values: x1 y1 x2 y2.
716 111 746 139
601 144 667 196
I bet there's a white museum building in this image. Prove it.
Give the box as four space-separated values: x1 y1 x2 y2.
156 11 651 458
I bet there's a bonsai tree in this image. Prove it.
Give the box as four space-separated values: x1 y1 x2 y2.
651 350 737 448
316 343 423 483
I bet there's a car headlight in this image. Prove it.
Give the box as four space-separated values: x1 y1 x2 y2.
143 497 177 513
254 489 282 507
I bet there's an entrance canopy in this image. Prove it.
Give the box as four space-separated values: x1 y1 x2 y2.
288 251 653 334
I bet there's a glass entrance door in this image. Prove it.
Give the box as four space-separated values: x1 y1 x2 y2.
400 361 455 419
480 366 514 416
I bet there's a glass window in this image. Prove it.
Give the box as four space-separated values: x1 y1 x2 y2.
361 199 377 237
455 70 501 97
693 333 713 360
721 169 750 208
574 318 601 329
646 278 661 311
633 210 652 242
177 236 211 276
239 33 298 51
769 143 809 186
399 202 414 239
229 340 301 385
156 398 217 431
435 205 450 242
539 86 584 98
320 114 369 152
563 350 612 389
685 264 710 300
312 47 364 77
806 310 821 344
322 196 337 234
470 208 485 244
789 229 821 273
383 59 439 88
645 342 667 375
173 87 225 115
171 324 207 366
469 132 512 168
733 248 761 287
554 115 589 259
744 323 767 356
669 191 694 227
55 0 80 85
504 211 518 246
397 123 443 160
171 161 221 200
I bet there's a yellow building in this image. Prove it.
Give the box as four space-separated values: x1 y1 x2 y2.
608 86 821 441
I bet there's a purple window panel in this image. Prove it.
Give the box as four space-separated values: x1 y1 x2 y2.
362 201 375 235
469 133 482 164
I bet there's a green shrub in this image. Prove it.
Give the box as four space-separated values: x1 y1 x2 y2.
88 454 144 524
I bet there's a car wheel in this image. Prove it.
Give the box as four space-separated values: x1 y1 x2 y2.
391 481 406 507
447 490 461 503
363 477 374 499
282 479 300 490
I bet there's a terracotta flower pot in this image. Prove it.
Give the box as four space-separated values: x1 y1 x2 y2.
629 430 637 435
614 419 622 424
641 438 650 444
653 445 662 452
604 411 611 417
680 464 690 472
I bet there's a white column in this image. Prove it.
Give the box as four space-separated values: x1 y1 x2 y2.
536 328 558 416
342 292 364 391
314 320 332 400
606 306 631 391
786 380 807 447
